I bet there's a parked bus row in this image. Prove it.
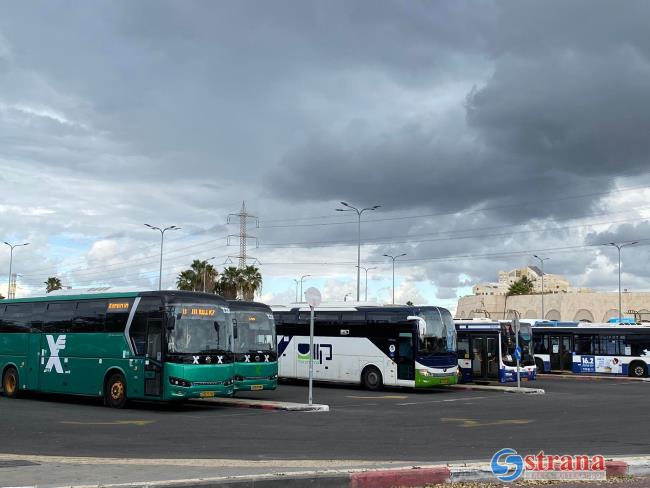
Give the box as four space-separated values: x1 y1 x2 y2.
0 290 277 408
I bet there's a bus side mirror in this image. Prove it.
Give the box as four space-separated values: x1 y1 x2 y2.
166 316 175 330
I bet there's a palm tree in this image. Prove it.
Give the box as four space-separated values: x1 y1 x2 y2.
507 276 534 296
176 260 219 292
219 266 242 299
240 265 262 300
45 277 63 293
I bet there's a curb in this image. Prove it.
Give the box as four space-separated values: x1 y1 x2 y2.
538 373 650 382
66 456 650 488
449 384 546 395
198 397 330 412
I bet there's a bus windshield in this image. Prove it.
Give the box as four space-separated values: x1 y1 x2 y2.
501 322 534 366
417 308 457 355
167 303 232 354
233 310 276 353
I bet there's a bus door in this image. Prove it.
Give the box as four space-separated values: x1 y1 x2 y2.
397 332 415 380
486 336 498 379
471 335 499 380
144 319 163 397
550 335 572 371
471 337 485 379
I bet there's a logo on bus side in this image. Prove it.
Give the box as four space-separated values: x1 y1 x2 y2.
297 343 332 364
45 335 67 374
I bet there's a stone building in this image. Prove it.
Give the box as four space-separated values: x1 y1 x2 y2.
473 266 576 296
456 292 650 322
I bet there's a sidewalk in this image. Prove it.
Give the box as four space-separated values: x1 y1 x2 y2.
538 373 650 382
4 454 649 488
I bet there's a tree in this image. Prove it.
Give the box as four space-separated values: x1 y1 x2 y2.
406 301 414 306
507 276 534 296
45 277 63 293
240 265 262 300
176 260 219 292
218 266 242 299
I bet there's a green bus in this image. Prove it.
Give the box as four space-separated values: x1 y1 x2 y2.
228 300 278 392
0 290 235 408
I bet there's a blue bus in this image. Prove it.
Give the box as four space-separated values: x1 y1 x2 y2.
454 319 536 383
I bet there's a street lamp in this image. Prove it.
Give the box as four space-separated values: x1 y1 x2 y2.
144 224 180 290
336 202 381 301
605 242 638 324
343 293 352 302
356 265 376 301
299 274 311 302
383 253 406 305
293 279 300 302
203 256 217 293
533 255 550 319
4 241 29 299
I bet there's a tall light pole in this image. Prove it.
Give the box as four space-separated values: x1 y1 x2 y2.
144 224 180 290
4 241 29 299
383 253 406 305
203 256 217 293
299 274 311 302
336 202 381 301
293 279 300 302
344 293 352 302
605 242 638 323
356 265 376 301
533 255 550 319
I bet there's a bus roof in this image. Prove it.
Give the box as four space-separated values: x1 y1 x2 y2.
227 300 272 312
1 290 228 304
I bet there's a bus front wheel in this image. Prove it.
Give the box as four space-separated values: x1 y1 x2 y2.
105 372 128 408
535 358 545 374
2 367 19 399
362 366 383 391
629 362 648 378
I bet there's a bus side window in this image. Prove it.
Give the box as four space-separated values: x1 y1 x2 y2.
457 337 469 358
2 303 33 333
105 299 134 333
43 302 74 333
72 300 107 332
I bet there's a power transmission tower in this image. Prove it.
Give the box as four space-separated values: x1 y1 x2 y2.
8 273 17 299
227 201 259 269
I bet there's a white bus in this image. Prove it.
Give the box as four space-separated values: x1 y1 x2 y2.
532 322 650 377
272 304 458 390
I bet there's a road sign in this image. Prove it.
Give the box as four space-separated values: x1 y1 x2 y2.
305 287 322 308
514 346 522 362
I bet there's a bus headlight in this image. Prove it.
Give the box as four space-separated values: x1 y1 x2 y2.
223 378 234 386
169 376 191 387
418 369 434 377
270 374 278 380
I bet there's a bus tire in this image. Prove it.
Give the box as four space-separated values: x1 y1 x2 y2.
362 366 383 391
629 361 648 378
105 372 128 409
535 358 545 374
2 366 19 399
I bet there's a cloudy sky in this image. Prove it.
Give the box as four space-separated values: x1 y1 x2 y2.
2 0 650 311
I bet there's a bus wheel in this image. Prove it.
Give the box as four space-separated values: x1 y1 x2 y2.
535 358 545 374
362 366 383 391
2 367 19 399
105 372 128 408
629 362 648 378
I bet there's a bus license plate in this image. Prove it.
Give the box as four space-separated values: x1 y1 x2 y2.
251 385 263 390
440 378 449 384
200 391 215 398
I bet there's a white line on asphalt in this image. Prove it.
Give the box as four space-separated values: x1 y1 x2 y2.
396 396 488 406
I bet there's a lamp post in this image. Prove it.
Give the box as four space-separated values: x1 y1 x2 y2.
336 202 380 301
299 274 311 302
356 265 376 301
343 293 352 302
4 241 29 299
293 279 300 302
203 256 217 293
144 224 180 290
533 255 550 319
605 242 638 324
383 253 406 305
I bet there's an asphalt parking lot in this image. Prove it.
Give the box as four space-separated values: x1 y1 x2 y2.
1 377 649 463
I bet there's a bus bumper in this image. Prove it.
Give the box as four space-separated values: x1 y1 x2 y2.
234 377 278 391
167 383 235 400
499 367 537 383
415 369 458 387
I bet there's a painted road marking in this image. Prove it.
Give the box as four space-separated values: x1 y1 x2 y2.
61 420 155 426
440 417 532 428
345 395 409 399
397 396 487 406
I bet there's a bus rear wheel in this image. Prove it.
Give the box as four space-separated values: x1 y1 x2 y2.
2 367 19 399
105 372 128 408
629 362 648 378
535 358 545 374
362 366 383 391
